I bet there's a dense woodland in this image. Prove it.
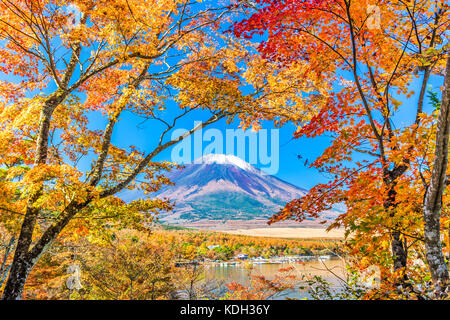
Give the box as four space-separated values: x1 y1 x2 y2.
0 0 449 300
3 227 339 299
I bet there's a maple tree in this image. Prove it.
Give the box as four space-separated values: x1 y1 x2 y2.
1 0 447 301
423 56 450 293
225 266 298 300
17 228 323 299
0 0 320 300
233 0 450 293
19 229 177 300
82 230 176 300
0 226 14 289
0 0 234 299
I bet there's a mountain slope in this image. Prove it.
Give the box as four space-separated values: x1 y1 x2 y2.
121 154 339 228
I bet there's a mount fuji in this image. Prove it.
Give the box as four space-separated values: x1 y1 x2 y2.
121 154 339 229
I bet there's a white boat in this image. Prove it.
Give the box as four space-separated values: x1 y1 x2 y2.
317 255 332 261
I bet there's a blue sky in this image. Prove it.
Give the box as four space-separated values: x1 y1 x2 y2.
111 112 333 189
3 52 444 192
2 3 446 192
96 72 443 190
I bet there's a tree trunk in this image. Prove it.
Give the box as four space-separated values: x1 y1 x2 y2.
391 230 408 271
1 91 224 299
0 236 15 288
383 173 408 272
2 201 86 300
423 55 450 290
1 255 33 300
1 203 41 300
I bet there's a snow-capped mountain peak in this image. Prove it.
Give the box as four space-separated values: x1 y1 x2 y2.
120 153 340 227
194 154 257 173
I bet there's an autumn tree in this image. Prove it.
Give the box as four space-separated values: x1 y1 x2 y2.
0 226 14 290
0 0 236 299
82 230 176 300
423 56 450 292
225 266 298 300
11 229 176 300
0 0 318 299
233 0 449 290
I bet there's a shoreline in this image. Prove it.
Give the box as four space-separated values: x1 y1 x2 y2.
177 254 338 268
218 227 345 239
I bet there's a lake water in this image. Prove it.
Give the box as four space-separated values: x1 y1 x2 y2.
204 258 347 300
